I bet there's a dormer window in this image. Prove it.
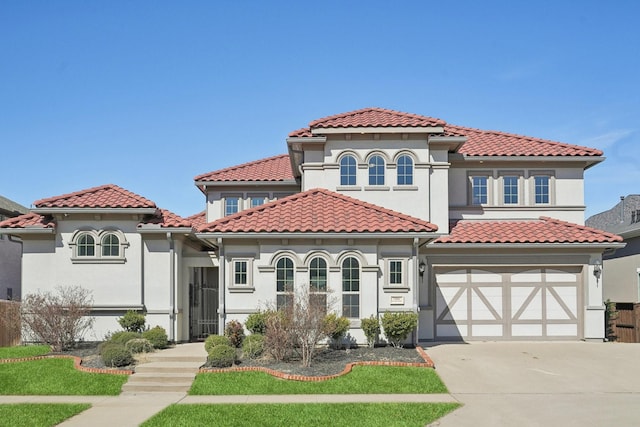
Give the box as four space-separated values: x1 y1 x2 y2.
368 155 385 186
340 155 357 186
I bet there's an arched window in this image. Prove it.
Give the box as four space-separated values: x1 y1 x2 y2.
368 155 385 185
397 155 413 185
340 155 357 186
77 233 95 257
309 257 327 292
342 257 360 318
276 257 294 310
101 233 120 257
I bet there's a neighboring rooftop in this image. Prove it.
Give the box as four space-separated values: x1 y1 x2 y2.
0 195 28 216
0 212 55 229
435 217 622 244
586 195 640 235
199 188 438 234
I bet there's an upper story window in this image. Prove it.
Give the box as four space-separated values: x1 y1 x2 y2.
342 257 360 318
71 229 128 263
397 155 413 185
250 197 266 208
224 197 240 216
471 176 488 205
77 233 95 257
368 155 385 186
276 257 294 310
101 233 120 257
534 176 550 204
340 155 357 186
503 176 519 205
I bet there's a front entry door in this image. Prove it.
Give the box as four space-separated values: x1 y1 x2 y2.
189 267 218 340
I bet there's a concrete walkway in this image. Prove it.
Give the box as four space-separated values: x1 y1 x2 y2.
0 343 458 426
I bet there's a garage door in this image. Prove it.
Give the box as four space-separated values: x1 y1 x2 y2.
434 267 582 340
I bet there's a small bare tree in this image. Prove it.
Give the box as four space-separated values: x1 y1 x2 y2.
289 285 331 367
21 285 94 351
0 301 21 346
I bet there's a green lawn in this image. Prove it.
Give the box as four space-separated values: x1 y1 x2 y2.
190 366 447 395
141 403 460 427
0 345 51 359
0 358 127 395
0 403 90 427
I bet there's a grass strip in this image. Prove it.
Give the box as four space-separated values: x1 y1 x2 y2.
190 365 447 395
0 358 127 395
142 403 460 427
0 345 51 359
0 403 90 427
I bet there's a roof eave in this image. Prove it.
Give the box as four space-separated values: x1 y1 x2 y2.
194 180 299 189
310 126 445 135
454 155 604 165
286 136 327 144
137 226 195 234
425 242 626 249
0 227 55 235
197 231 443 240
428 136 467 153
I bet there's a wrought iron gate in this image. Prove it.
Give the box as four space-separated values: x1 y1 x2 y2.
189 267 218 340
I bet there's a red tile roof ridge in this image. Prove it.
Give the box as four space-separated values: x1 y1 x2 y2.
539 216 623 241
33 184 157 209
448 124 603 157
0 212 55 229
194 154 293 182
309 107 447 129
199 188 438 233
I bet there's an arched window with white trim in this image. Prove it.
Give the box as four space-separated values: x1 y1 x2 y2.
340 155 357 186
397 155 414 185
342 257 360 318
276 257 294 310
368 155 385 185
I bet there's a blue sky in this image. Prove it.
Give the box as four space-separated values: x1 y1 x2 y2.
1 1 638 218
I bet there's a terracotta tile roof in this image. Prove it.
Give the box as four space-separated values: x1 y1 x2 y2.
195 154 295 182
186 211 206 229
435 217 622 244
447 124 602 157
289 107 446 137
139 209 192 229
199 188 438 234
0 212 55 229
34 184 157 209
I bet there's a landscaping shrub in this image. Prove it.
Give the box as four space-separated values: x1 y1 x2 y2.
207 344 236 368
204 334 231 353
100 343 134 367
263 309 294 362
323 313 350 349
381 311 418 348
224 320 245 348
117 310 146 333
142 326 168 349
245 311 268 335
125 338 154 354
109 331 142 345
242 333 265 359
361 315 381 348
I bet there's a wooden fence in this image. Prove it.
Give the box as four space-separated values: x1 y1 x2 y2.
0 300 21 347
610 303 640 343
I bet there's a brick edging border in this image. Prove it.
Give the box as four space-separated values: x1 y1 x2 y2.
199 346 435 382
0 355 133 375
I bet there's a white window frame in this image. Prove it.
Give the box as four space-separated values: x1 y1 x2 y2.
341 256 360 319
469 172 492 206
229 258 254 292
530 171 555 205
223 195 241 216
499 171 523 206
70 229 128 264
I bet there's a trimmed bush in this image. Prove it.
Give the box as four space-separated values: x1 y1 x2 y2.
361 315 381 348
142 326 168 349
245 311 268 335
207 344 236 368
323 313 350 348
125 338 154 354
100 343 134 367
224 320 245 348
117 310 146 333
204 335 231 353
242 333 265 359
381 311 418 348
109 331 142 345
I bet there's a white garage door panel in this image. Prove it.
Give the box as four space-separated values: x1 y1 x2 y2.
435 267 581 340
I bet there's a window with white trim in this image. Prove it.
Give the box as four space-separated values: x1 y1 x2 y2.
471 176 488 205
368 155 385 186
77 233 95 257
534 176 550 204
397 155 413 185
70 229 128 263
233 260 248 285
250 196 266 208
224 197 240 216
389 260 403 285
309 256 327 313
342 257 360 318
276 257 294 310
340 155 357 186
503 175 519 205
101 233 120 257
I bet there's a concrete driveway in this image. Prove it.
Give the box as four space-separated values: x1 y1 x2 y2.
425 342 640 427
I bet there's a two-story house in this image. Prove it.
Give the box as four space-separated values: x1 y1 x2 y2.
0 108 623 343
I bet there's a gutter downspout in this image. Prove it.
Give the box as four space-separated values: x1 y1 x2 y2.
140 234 145 309
166 232 176 342
217 237 225 336
413 238 419 347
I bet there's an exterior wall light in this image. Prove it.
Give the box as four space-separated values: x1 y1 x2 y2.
593 260 602 280
419 261 426 276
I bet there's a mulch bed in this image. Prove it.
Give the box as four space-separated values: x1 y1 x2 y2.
59 342 429 377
